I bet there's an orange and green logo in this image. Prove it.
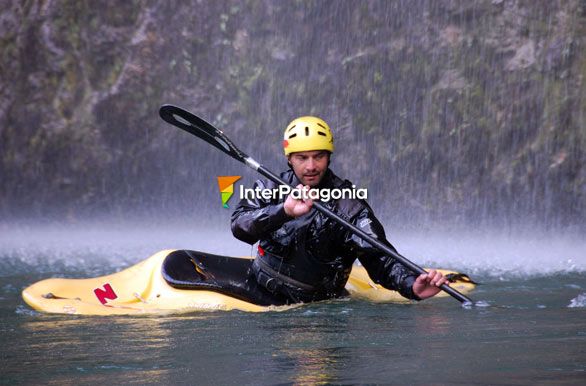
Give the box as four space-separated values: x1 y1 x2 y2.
217 176 241 208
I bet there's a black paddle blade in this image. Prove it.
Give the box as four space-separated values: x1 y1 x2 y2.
159 104 248 162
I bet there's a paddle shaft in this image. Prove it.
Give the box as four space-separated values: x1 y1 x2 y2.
245 158 473 304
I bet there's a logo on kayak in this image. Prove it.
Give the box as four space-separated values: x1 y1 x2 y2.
217 176 241 208
94 283 118 305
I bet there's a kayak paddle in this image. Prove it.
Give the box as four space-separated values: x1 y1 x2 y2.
159 104 474 305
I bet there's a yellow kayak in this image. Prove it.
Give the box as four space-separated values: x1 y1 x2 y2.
22 249 476 315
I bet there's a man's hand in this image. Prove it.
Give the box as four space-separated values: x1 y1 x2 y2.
412 269 449 299
284 184 313 218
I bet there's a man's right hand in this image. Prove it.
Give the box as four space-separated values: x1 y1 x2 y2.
283 184 313 218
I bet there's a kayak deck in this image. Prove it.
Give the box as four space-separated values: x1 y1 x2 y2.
22 249 476 315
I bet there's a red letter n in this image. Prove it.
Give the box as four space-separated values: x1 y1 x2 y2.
94 283 118 305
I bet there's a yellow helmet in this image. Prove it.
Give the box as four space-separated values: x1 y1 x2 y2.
282 116 334 156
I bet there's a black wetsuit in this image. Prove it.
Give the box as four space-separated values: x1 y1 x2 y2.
231 169 420 304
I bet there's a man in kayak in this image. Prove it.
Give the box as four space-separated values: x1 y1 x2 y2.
231 116 448 304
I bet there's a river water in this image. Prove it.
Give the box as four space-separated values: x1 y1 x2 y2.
1 223 585 385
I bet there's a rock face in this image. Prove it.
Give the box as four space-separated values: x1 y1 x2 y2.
0 0 584 229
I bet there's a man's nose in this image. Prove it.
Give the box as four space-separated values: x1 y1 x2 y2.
306 158 317 170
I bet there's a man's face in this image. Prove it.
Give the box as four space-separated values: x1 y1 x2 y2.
288 150 329 187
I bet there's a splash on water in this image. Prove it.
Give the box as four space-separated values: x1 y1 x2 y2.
568 293 586 308
14 305 40 316
461 300 491 309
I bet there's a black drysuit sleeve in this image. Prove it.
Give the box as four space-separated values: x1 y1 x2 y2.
344 207 420 300
231 179 291 244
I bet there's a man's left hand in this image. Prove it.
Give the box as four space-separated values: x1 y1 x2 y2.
413 269 449 299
